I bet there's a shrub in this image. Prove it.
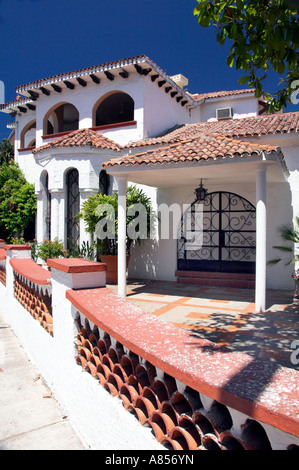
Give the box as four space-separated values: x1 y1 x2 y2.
36 238 69 262
0 162 37 239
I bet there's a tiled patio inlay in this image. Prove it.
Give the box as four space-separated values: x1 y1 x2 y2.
109 280 299 370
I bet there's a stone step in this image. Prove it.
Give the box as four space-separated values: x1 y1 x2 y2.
175 271 255 289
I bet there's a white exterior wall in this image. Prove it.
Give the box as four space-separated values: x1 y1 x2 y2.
0 254 163 450
241 136 299 275
286 147 299 272
34 74 146 148
128 180 294 290
14 110 39 185
200 95 259 123
8 69 299 292
143 77 190 138
1 250 297 449
34 147 119 245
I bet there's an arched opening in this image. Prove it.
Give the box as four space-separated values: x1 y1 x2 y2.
177 191 256 274
99 169 111 195
43 103 79 136
93 92 134 127
20 120 36 148
66 168 80 251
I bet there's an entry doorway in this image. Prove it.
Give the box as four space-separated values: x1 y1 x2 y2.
177 191 256 274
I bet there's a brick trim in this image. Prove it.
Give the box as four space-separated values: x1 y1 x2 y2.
66 286 299 438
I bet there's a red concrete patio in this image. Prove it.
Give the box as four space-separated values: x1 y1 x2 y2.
108 280 299 371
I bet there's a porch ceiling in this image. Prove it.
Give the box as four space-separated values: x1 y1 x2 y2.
105 156 287 187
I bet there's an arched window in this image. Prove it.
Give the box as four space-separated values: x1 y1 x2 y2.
44 103 79 136
66 168 80 251
94 92 134 127
20 120 36 148
99 169 110 195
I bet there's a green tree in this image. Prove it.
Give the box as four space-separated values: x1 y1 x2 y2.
0 161 37 239
0 138 14 166
78 185 154 256
193 0 299 111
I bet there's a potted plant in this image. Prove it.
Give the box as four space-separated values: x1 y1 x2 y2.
67 239 94 260
269 216 299 300
77 185 154 283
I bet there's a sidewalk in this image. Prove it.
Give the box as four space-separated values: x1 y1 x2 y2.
1 281 298 450
0 310 86 451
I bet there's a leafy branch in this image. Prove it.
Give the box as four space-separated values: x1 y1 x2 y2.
194 0 299 111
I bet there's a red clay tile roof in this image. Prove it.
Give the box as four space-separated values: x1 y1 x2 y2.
189 88 254 102
16 55 151 92
31 111 299 161
15 55 190 109
33 128 123 153
103 133 279 168
126 111 299 148
0 96 34 114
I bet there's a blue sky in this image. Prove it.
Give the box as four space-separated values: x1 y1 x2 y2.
0 0 297 140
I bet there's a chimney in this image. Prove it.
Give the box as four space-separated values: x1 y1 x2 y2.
170 74 188 89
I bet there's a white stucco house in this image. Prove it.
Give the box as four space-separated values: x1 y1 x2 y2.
1 55 298 311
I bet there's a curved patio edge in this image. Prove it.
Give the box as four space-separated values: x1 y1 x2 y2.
66 286 299 439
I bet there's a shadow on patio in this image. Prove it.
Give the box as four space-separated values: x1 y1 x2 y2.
108 279 299 371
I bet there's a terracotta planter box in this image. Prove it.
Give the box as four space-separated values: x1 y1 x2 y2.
100 255 130 284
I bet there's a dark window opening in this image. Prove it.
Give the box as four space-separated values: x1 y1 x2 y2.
46 103 79 135
95 92 134 127
99 170 111 195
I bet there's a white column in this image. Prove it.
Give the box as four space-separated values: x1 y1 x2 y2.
255 165 267 312
117 176 127 298
49 189 64 242
35 190 44 243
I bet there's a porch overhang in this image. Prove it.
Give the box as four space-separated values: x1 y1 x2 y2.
102 134 290 313
103 150 288 186
103 131 288 185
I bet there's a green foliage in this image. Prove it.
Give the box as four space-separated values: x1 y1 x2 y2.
0 161 37 239
8 236 30 245
0 139 14 166
193 0 299 111
269 217 299 265
67 239 95 260
36 238 68 262
30 239 38 262
78 185 154 256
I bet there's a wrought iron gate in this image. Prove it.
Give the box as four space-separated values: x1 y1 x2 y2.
66 168 80 251
177 191 256 274
45 173 51 240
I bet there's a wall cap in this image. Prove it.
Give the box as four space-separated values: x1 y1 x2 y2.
47 258 107 273
10 258 51 285
5 244 31 250
66 286 299 439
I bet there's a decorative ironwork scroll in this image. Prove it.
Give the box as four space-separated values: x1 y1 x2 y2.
66 169 80 251
177 192 256 273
